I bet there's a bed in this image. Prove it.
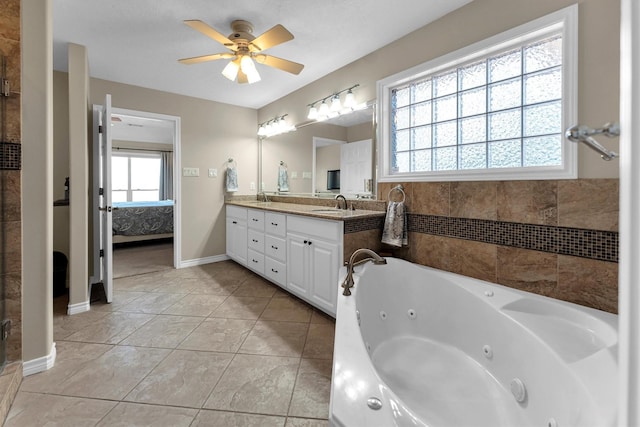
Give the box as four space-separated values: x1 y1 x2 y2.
112 200 174 244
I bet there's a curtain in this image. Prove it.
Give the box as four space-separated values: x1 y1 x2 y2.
159 151 173 200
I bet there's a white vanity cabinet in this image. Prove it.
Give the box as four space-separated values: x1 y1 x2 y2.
226 205 247 266
225 204 342 317
246 209 265 275
286 215 342 315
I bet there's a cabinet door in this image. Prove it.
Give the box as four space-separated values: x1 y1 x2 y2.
286 232 309 298
226 217 247 265
309 238 340 315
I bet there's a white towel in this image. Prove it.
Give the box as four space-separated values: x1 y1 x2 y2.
278 165 289 192
225 166 238 192
381 201 408 247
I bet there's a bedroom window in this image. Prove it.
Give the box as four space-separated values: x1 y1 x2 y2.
112 153 161 202
377 5 577 181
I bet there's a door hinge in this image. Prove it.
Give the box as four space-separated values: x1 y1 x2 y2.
98 125 103 134
1 319 12 341
99 187 104 196
99 249 104 257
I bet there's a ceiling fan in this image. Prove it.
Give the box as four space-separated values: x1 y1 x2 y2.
178 19 304 84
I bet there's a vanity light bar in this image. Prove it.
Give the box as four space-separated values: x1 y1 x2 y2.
307 84 361 121
257 114 296 138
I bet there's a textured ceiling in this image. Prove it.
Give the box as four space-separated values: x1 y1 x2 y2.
53 0 471 109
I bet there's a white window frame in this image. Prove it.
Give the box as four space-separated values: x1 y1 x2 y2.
377 5 578 182
112 150 162 201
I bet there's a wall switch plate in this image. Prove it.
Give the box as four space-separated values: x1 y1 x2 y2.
302 171 312 179
250 182 256 190
291 171 298 179
208 168 217 178
183 167 199 177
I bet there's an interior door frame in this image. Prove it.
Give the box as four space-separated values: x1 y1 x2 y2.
111 107 182 270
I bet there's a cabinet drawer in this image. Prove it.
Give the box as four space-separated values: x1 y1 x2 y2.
287 214 342 242
247 209 265 231
264 235 286 262
247 249 264 274
227 205 247 220
265 257 286 287
265 212 286 237
248 229 265 253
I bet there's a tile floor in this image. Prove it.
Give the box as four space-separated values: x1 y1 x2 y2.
5 245 334 426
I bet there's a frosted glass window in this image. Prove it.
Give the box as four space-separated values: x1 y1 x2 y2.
459 143 487 170
382 6 576 180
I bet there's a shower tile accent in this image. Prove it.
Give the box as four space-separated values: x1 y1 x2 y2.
558 179 619 231
0 143 20 170
344 216 384 234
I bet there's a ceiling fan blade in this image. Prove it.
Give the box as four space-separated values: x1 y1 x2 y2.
237 69 249 84
250 24 294 51
184 20 236 48
254 54 304 75
178 53 235 65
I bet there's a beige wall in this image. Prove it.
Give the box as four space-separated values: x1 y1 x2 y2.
259 0 620 179
53 72 257 262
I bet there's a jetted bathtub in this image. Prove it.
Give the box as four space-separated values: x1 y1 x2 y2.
330 257 618 427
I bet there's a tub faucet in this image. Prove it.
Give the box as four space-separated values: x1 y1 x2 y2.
342 248 387 296
335 194 347 210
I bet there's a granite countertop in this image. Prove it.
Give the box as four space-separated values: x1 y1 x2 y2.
226 200 386 221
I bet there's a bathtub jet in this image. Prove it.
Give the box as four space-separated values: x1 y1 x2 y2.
330 256 618 427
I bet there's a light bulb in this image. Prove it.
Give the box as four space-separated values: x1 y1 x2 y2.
257 125 266 136
343 90 356 109
221 60 239 81
307 105 318 120
240 55 261 84
318 100 330 117
330 95 342 112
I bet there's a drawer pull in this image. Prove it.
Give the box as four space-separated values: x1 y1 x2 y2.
252 218 259 222
271 222 278 226
252 259 259 263
304 240 308 244
271 268 278 273
232 221 237 224
252 239 259 243
307 240 312 245
271 245 278 250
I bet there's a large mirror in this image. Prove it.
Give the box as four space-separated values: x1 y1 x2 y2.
259 102 376 199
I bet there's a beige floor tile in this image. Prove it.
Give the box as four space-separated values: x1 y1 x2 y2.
114 272 170 292
162 293 228 317
125 349 233 408
188 279 242 296
204 354 300 416
285 418 330 427
113 242 173 278
233 275 279 297
192 409 286 426
91 290 147 312
239 320 308 357
53 308 111 340
210 296 270 320
20 341 113 394
119 292 187 314
54 345 171 400
260 296 312 323
64 312 155 344
5 392 117 427
178 318 255 353
288 358 332 419
151 276 209 294
119 315 203 348
310 310 334 325
302 323 335 359
96 402 197 426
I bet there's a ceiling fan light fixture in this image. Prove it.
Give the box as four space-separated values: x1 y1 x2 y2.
221 60 239 81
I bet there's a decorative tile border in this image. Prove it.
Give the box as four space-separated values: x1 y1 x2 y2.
344 216 385 234
408 214 618 262
0 142 21 170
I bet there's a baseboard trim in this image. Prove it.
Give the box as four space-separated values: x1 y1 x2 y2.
179 254 229 268
67 300 90 315
23 342 56 377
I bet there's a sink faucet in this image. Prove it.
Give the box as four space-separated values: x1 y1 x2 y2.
335 194 347 210
342 248 387 296
258 192 269 202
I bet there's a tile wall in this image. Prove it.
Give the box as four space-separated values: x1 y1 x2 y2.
377 179 619 314
0 0 22 360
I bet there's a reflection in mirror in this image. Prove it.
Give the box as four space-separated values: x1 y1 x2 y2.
260 103 375 199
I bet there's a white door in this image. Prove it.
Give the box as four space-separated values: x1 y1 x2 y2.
92 94 113 303
340 139 372 195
